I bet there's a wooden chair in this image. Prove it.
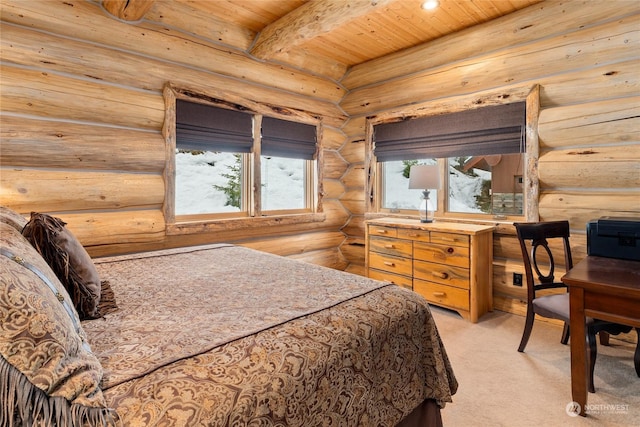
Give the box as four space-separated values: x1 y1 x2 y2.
514 220 637 393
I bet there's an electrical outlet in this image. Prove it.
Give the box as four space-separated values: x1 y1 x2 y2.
513 272 523 286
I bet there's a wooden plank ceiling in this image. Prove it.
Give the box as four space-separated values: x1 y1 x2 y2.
103 0 542 82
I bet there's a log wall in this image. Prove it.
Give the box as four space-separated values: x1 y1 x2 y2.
338 1 640 314
1 0 638 314
0 0 350 267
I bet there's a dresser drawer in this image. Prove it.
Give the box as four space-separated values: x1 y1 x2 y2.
398 228 430 242
368 225 398 238
414 241 469 268
430 232 469 248
368 269 413 290
414 259 469 289
369 236 412 258
414 279 470 311
369 252 412 276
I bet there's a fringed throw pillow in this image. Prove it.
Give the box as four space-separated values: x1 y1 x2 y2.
21 212 111 319
0 223 116 426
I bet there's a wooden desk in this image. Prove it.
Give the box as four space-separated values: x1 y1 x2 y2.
562 256 640 416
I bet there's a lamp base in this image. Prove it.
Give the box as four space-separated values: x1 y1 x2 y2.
420 219 434 223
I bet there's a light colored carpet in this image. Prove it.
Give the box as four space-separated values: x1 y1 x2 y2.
430 307 640 427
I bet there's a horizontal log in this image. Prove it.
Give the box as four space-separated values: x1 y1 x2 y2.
340 165 365 189
540 144 640 163
340 237 365 267
321 199 350 228
0 65 163 130
342 1 639 89
493 233 587 266
538 97 640 148
341 116 366 135
539 206 640 232
493 295 527 319
493 259 528 300
322 126 346 151
339 140 365 164
1 169 164 213
341 215 365 237
323 150 349 180
341 187 365 201
538 160 640 188
1 0 344 103
290 247 349 270
240 231 346 257
537 59 640 110
0 23 346 127
144 0 254 50
342 17 638 116
539 191 640 213
340 199 365 216
57 209 165 246
322 179 345 199
340 189 365 215
492 234 520 261
0 115 164 172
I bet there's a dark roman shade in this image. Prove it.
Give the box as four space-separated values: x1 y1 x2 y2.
373 102 526 161
176 99 253 153
261 116 317 160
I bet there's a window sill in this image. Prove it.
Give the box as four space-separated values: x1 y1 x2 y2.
167 212 326 236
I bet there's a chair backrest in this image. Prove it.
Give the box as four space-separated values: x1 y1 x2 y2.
513 221 573 301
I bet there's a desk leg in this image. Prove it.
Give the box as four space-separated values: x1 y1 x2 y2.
569 288 588 416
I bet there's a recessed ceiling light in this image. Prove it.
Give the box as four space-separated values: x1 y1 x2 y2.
422 0 439 10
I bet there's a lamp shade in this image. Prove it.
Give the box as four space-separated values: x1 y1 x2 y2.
408 164 440 190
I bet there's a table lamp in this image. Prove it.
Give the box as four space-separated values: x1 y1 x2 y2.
408 164 440 223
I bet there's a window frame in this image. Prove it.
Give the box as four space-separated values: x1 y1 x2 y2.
163 83 325 235
366 85 540 223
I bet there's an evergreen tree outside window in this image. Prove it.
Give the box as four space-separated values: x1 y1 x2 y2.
174 100 317 219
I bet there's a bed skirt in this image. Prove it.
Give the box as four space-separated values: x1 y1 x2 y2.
397 399 443 427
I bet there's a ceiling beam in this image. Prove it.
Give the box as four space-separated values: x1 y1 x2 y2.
102 0 156 21
250 0 395 60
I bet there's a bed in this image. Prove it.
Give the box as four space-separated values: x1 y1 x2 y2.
0 207 457 427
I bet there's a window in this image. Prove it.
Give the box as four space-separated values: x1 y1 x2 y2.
175 100 253 216
260 116 317 214
165 93 320 230
370 98 537 221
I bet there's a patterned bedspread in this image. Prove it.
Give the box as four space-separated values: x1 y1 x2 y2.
82 245 457 426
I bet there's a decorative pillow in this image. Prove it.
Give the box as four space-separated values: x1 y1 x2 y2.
22 212 103 319
0 205 27 231
0 222 115 426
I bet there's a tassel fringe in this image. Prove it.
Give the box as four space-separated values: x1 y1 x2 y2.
0 356 118 427
98 280 118 316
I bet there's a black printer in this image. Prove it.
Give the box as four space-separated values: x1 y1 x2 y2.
587 217 640 261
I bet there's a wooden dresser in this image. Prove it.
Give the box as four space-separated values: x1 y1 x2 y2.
366 218 494 323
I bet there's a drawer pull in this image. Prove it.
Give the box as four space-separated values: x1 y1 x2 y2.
447 247 454 254
384 244 395 249
383 261 395 267
408 233 419 237
376 229 388 234
433 292 446 297
433 271 449 280
439 237 459 242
